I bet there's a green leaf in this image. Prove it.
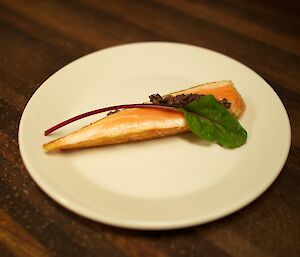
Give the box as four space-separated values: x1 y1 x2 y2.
180 95 247 148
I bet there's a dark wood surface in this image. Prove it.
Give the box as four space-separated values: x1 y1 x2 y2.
0 0 299 256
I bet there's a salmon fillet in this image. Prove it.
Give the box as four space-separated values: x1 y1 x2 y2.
43 80 245 152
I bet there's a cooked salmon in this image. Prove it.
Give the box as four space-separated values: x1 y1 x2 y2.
43 80 245 152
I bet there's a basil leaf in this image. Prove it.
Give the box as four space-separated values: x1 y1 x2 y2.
180 95 247 148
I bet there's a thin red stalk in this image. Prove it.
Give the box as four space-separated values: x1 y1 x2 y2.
44 103 178 136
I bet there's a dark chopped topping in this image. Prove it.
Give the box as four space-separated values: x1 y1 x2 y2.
105 94 231 117
107 109 120 116
149 93 203 107
149 93 231 109
219 98 231 109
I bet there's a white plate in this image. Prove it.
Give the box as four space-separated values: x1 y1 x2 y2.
19 42 291 230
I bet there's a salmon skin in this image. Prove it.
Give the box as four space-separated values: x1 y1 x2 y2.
43 80 245 152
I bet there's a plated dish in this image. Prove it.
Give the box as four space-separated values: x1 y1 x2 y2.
19 42 291 230
43 80 247 151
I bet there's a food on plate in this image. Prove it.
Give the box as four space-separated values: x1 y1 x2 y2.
43 80 247 152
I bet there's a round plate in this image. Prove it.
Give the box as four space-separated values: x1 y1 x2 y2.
19 42 291 230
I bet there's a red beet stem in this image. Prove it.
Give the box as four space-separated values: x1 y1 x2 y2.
44 103 178 136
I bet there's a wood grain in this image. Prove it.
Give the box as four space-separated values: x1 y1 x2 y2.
0 0 299 256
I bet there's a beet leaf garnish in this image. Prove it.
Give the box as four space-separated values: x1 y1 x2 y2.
180 95 247 148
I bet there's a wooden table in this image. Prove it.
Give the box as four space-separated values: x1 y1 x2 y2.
0 1 299 256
